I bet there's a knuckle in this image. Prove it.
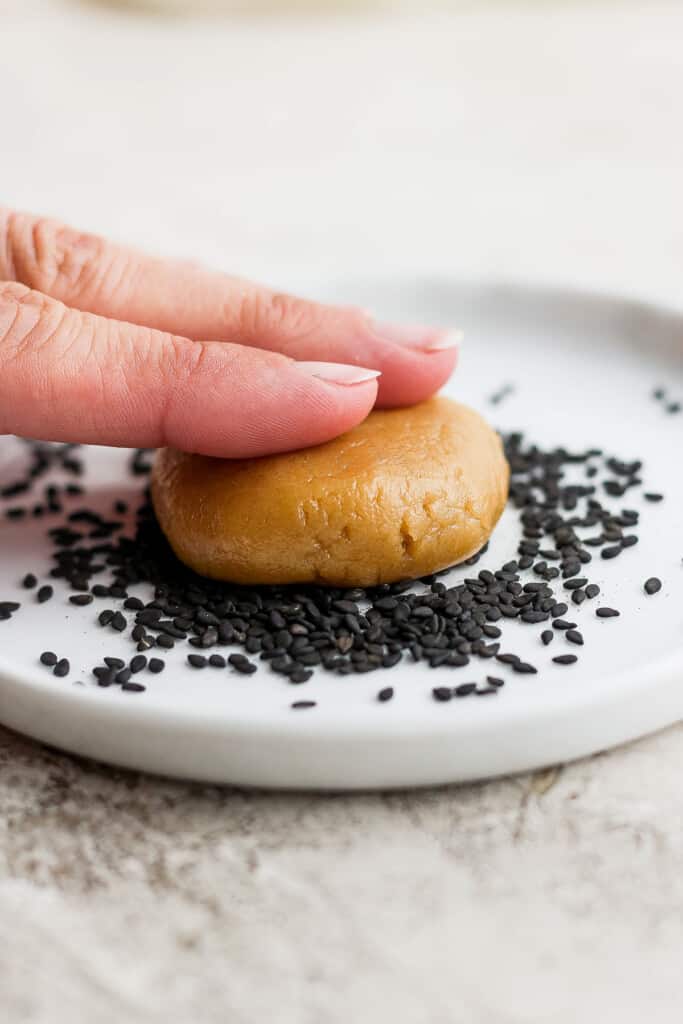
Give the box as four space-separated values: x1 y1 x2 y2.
0 282 66 375
162 334 209 384
0 280 32 306
1 209 112 304
239 290 326 347
155 337 213 445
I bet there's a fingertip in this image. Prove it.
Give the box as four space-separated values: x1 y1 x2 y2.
285 366 379 449
373 345 459 408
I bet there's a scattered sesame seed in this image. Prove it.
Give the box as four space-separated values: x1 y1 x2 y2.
432 686 452 702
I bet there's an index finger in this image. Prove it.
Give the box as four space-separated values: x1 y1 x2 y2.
1 209 459 409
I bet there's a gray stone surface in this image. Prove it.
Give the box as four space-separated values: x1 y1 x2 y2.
3 722 683 1023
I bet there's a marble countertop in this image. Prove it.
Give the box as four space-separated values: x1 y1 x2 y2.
2 2 683 1021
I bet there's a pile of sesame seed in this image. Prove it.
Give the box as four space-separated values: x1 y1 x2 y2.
0 432 664 710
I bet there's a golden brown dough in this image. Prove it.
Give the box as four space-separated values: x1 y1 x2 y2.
151 397 509 587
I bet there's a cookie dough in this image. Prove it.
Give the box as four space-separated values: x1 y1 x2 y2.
151 397 509 587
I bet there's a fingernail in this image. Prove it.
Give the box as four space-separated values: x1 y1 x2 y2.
372 321 462 352
296 361 382 385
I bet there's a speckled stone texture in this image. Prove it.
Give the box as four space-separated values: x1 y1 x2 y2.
2 722 683 1023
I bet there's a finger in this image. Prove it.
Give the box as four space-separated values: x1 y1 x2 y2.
1 209 458 408
0 283 379 458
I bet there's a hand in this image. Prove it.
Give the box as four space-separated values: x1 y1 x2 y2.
0 210 458 458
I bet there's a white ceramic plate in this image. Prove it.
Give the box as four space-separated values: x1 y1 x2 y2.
0 281 682 789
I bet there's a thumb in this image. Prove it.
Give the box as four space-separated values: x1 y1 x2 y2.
0 283 379 457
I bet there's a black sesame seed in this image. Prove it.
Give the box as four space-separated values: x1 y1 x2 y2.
585 584 600 600
188 654 207 668
130 655 147 673
1 481 29 498
564 578 588 591
22 573 37 589
596 607 620 618
290 669 313 683
104 657 125 669
95 668 116 686
115 669 132 684
541 630 554 646
644 577 662 595
432 686 452 702
111 611 127 632
644 493 663 503
601 545 622 560
69 593 93 606
377 686 394 702
553 619 577 630
291 700 316 709
148 658 165 673
566 630 584 646
450 683 474 697
553 654 578 665
486 676 505 688
37 585 53 603
521 610 549 624
40 651 57 666
53 658 70 677
229 654 257 674
121 682 146 693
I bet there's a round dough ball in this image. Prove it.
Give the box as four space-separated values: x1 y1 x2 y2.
151 397 509 587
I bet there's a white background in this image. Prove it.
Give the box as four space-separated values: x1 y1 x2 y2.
2 2 683 1022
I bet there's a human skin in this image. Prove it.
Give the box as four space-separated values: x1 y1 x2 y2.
0 210 459 458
